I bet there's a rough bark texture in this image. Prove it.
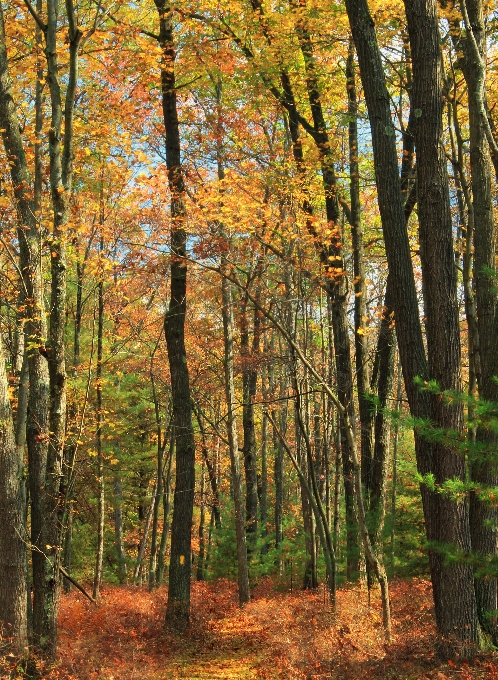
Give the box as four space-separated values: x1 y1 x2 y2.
455 0 498 636
155 2 196 629
0 5 50 653
0 337 28 654
346 0 480 657
405 0 479 656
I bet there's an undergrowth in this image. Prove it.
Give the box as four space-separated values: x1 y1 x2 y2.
2 579 498 679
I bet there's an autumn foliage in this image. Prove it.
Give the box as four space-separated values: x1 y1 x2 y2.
1 579 496 680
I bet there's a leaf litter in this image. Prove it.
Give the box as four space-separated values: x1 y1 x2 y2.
10 578 497 680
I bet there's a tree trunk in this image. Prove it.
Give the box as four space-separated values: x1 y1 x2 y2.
221 265 251 606
240 292 260 548
368 285 396 564
0 334 28 654
346 39 372 500
197 460 206 581
456 0 498 637
346 0 480 656
192 403 222 530
93 248 105 600
157 435 174 586
0 7 50 654
259 357 269 555
134 481 157 584
149 350 167 592
404 0 479 657
154 2 196 629
114 476 127 585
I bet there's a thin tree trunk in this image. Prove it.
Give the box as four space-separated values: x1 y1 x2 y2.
133 481 157 584
248 0 360 579
32 0 80 653
148 346 166 592
267 411 336 605
274 361 287 549
93 238 105 601
346 39 371 500
192 403 222 530
240 292 260 548
197 460 206 581
114 476 127 585
157 434 174 586
390 362 402 574
260 357 269 555
221 264 251 606
368 285 396 554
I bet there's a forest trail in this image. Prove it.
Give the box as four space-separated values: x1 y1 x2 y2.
30 579 497 680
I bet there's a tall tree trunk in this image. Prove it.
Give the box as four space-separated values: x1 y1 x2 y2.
455 0 498 637
34 0 80 653
274 353 288 549
292 6 360 580
368 288 396 556
93 240 105 600
390 363 403 574
154 2 196 629
346 0 480 656
134 481 158 584
0 7 50 654
346 39 371 500
404 0 478 657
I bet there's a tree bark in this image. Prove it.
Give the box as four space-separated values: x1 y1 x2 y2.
346 0 480 656
240 289 261 548
154 2 196 629
0 6 50 654
0 333 28 654
454 0 498 637
221 264 251 606
93 240 105 600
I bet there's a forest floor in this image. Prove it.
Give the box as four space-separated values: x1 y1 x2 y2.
4 578 498 680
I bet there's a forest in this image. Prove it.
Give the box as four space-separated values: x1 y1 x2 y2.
1 0 498 677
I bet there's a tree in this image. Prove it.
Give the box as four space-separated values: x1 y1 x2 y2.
346 0 480 657
153 2 196 629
